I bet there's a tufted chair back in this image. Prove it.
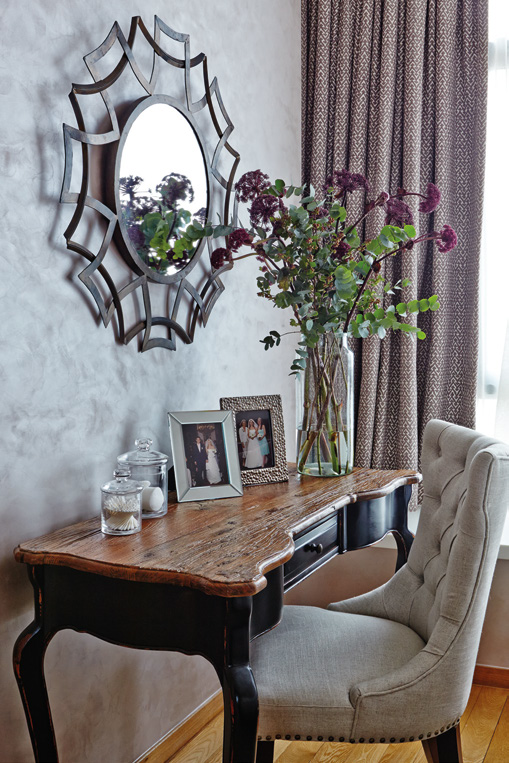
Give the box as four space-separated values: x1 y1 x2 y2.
380 420 508 643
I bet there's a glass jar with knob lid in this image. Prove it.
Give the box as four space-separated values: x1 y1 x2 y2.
117 438 169 519
101 466 143 535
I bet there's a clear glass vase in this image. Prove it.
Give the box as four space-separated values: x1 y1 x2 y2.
296 332 354 477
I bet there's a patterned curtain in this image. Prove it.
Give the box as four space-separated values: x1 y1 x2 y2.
302 0 488 483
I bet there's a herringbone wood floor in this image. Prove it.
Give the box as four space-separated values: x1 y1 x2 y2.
166 684 509 763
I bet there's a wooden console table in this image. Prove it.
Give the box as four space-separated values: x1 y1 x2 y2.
13 466 420 763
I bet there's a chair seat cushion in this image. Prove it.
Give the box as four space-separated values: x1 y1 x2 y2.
251 605 425 741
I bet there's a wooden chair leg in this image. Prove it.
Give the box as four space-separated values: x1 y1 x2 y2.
256 740 275 763
422 725 463 763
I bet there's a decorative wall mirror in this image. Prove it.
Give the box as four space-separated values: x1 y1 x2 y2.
60 16 239 351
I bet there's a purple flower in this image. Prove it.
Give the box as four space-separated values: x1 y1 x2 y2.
311 205 329 219
128 225 146 248
235 170 270 203
331 240 350 261
249 195 284 227
436 224 458 253
419 183 441 214
210 247 232 270
384 198 414 227
227 228 253 252
324 169 370 195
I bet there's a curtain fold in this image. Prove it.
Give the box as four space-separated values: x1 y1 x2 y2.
302 0 488 483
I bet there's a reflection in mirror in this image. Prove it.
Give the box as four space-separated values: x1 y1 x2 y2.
118 103 208 278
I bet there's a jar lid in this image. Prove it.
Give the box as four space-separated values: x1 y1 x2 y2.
101 466 144 495
117 437 169 467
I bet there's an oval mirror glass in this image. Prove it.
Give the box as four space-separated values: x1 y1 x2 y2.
117 102 208 280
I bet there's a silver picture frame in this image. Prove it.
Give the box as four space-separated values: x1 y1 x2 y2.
219 394 288 486
168 410 243 502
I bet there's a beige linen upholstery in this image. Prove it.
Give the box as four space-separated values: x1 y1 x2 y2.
251 420 509 744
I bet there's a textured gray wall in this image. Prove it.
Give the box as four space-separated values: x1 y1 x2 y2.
0 2 301 761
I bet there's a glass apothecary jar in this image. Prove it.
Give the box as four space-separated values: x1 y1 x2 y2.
117 438 169 519
101 466 143 536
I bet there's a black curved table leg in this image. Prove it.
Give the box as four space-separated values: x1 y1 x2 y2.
393 484 415 571
13 567 58 763
218 596 259 763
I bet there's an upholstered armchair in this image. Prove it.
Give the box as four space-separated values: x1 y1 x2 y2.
252 420 509 763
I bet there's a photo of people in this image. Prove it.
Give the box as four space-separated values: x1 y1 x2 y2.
235 410 274 470
182 423 228 488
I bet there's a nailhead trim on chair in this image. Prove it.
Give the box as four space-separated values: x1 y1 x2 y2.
262 723 462 744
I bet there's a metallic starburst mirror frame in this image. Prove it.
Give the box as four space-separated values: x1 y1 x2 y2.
60 15 239 351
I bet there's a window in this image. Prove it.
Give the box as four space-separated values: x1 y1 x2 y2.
477 0 509 438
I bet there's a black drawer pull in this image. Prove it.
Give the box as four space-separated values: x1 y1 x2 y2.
304 542 324 554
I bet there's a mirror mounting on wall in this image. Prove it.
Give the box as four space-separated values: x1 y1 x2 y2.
60 16 240 351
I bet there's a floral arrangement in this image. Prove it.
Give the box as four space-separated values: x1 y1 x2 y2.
175 168 457 361
174 168 457 476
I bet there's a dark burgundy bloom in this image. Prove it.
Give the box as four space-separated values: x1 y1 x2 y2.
210 247 232 270
311 205 329 219
384 198 414 227
436 224 458 253
418 183 441 214
128 225 145 248
157 173 194 209
227 228 253 252
235 170 271 203
331 240 350 261
324 169 370 195
249 195 284 227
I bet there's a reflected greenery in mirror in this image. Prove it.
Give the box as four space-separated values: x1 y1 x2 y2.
119 173 206 274
116 101 209 279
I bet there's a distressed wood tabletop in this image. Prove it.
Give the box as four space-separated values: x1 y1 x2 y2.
14 466 420 596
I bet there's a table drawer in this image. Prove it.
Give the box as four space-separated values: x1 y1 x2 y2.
284 513 339 589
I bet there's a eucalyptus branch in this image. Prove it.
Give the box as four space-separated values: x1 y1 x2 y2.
343 261 376 334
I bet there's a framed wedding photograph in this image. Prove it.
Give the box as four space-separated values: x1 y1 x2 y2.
219 394 288 486
168 410 243 502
